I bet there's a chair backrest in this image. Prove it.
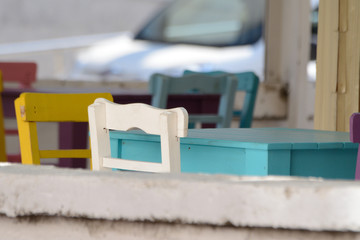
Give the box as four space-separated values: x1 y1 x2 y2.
149 73 237 128
350 113 360 180
15 92 113 165
88 98 188 173
0 62 37 162
183 70 259 128
0 62 37 88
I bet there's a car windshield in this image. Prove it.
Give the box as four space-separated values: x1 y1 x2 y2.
135 0 265 47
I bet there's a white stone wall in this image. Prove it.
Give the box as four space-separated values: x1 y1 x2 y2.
0 164 360 239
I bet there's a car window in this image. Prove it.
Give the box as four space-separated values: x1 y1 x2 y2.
135 0 265 47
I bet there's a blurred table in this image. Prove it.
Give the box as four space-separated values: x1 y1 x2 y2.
2 87 219 168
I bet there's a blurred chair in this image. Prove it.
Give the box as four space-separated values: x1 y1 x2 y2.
350 113 360 180
88 98 188 173
183 71 259 128
0 62 37 88
0 62 37 162
150 73 237 128
15 92 113 165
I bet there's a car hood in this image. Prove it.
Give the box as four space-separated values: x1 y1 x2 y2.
72 32 264 81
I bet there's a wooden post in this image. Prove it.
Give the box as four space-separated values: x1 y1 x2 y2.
265 0 312 128
314 0 360 131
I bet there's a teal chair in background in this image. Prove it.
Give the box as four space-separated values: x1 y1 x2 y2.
183 71 259 128
150 73 237 128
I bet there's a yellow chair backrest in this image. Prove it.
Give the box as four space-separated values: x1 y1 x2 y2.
15 92 113 165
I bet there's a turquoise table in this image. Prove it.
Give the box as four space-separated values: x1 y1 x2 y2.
109 128 358 179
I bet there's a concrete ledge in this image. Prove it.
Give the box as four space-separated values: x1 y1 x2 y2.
0 164 360 232
2 216 360 240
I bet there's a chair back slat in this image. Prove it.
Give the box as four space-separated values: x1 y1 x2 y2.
150 74 228 95
18 93 113 122
104 101 188 137
150 73 237 128
183 70 259 128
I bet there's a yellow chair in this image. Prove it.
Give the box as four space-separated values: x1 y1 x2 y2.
14 92 113 165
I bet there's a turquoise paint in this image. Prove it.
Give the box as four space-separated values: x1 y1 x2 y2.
150 73 238 128
120 140 162 163
110 138 121 159
183 71 259 128
113 140 246 175
268 150 291 175
109 128 358 179
291 149 357 179
180 144 246 175
244 149 268 176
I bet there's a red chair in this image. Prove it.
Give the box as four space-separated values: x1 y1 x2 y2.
0 62 37 88
0 62 37 162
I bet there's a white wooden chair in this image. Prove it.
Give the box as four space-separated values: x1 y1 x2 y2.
88 98 188 173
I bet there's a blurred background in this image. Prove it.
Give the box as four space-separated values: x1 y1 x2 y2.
0 0 169 80
0 0 318 128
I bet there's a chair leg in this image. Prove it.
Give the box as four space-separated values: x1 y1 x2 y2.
15 98 41 165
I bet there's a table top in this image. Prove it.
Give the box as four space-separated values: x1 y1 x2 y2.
110 128 358 150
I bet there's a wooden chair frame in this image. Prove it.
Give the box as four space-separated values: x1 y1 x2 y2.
150 73 237 128
15 92 113 165
183 70 259 128
88 98 188 173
